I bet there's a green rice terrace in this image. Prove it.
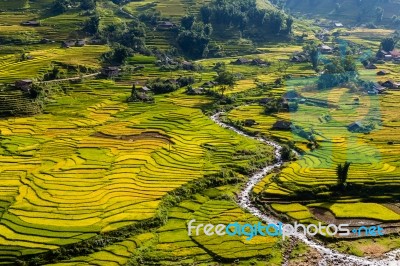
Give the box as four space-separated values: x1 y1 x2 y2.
1 0 400 265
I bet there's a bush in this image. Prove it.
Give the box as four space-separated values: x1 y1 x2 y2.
149 82 178 94
101 44 133 64
146 78 181 94
177 76 195 87
264 98 289 114
280 144 292 161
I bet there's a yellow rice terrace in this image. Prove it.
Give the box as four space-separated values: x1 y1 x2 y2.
1 0 400 265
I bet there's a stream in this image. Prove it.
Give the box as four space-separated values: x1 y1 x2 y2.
211 111 400 266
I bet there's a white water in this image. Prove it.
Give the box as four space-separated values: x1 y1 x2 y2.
211 112 400 266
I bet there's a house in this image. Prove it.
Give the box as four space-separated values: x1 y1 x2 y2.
376 49 395 60
384 54 393 61
334 22 344 28
377 70 389 76
290 53 308 63
182 61 195 70
203 81 217 88
375 87 387 94
186 86 206 95
251 58 269 66
376 50 390 60
21 20 40 27
76 40 86 47
101 67 120 78
272 120 293 130
165 79 177 85
365 64 377 70
89 38 105 45
381 80 400 89
157 21 176 30
61 40 85 48
320 44 333 54
136 93 154 102
61 40 75 48
373 83 387 94
139 86 151 93
290 55 302 63
15 79 33 92
232 58 251 65
390 49 400 59
347 121 363 132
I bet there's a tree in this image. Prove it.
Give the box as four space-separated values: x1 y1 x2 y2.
215 71 235 97
391 15 400 27
83 15 100 35
203 23 213 36
343 55 357 72
102 44 133 64
81 0 96 10
267 11 284 34
177 24 210 58
199 0 289 40
303 42 319 70
98 19 147 53
336 161 351 190
380 37 398 52
285 17 294 34
375 6 384 23
181 14 195 30
52 0 71 14
335 2 341 13
200 6 212 24
317 56 358 89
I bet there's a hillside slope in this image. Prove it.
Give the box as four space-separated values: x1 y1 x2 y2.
284 0 400 25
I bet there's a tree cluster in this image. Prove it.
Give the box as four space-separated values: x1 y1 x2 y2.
145 77 195 94
101 44 133 64
95 18 148 64
379 37 398 52
214 70 235 97
52 0 96 14
177 16 213 58
302 41 320 70
263 97 298 115
317 56 358 90
200 0 293 38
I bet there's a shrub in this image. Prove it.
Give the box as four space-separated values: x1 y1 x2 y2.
177 76 195 87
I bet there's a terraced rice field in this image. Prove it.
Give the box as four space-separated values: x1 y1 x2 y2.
0 46 108 83
123 0 210 18
224 60 400 235
47 187 282 265
227 82 400 190
341 28 395 50
0 0 28 10
0 80 273 263
309 203 400 221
